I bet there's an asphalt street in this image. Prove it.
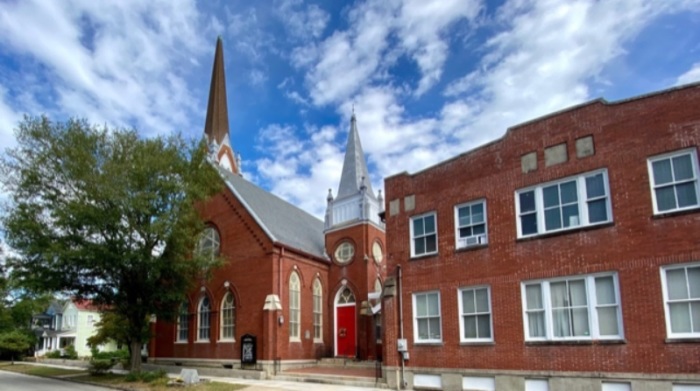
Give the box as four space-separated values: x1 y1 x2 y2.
0 370 113 391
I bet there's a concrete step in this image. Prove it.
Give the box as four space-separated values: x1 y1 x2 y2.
273 372 388 389
317 358 381 369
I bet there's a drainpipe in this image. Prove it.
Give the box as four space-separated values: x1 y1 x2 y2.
397 265 405 389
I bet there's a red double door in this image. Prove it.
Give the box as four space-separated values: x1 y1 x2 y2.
336 305 356 357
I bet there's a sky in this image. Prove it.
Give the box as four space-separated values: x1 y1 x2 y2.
1 0 700 220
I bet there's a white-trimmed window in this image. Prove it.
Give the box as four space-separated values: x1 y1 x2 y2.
602 383 631 391
522 273 623 341
673 385 700 391
462 376 495 391
516 169 611 238
313 278 322 341
458 286 492 342
413 291 441 343
525 379 549 391
648 149 700 214
289 272 301 340
455 200 487 248
197 296 211 341
411 212 437 257
177 301 189 342
220 292 235 341
661 263 700 338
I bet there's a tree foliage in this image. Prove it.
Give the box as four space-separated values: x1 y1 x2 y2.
0 329 33 361
0 116 222 371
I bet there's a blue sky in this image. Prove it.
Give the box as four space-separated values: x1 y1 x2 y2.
1 0 700 220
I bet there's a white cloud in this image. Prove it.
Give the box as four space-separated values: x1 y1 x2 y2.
255 123 342 218
676 63 700 86
0 0 208 137
274 0 330 41
0 87 22 150
397 0 481 96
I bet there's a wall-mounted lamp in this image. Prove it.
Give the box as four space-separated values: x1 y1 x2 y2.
278 315 284 325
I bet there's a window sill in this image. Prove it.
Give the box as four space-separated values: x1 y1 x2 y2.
195 340 211 344
409 253 439 262
652 206 700 219
665 337 700 343
174 341 188 344
289 338 301 343
459 341 495 346
413 342 443 346
455 243 488 254
517 221 614 242
525 339 625 346
218 339 235 343
313 339 324 344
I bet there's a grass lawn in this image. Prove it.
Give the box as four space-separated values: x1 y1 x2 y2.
0 363 247 390
0 362 84 377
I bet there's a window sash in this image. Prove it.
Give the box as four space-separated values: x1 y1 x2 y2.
662 264 700 338
522 273 622 341
177 303 189 342
516 170 611 237
290 274 301 339
414 292 441 342
455 201 487 236
411 213 438 256
648 150 700 214
313 280 322 340
459 287 493 341
220 293 235 340
198 298 211 341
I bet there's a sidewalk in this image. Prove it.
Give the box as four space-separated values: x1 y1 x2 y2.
18 361 391 391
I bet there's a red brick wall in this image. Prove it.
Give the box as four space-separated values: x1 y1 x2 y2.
325 222 386 359
382 84 700 373
153 188 330 362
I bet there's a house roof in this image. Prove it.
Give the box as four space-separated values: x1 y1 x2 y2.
218 167 327 261
71 299 101 311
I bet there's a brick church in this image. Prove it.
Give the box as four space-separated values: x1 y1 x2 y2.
150 38 386 372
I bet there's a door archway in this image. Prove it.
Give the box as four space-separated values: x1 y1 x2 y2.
334 286 356 357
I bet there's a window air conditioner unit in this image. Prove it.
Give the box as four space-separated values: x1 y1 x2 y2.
457 235 487 249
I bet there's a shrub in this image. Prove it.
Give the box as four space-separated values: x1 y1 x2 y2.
63 344 78 359
88 359 115 375
46 350 62 358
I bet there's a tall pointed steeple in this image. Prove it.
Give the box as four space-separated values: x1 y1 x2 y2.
203 37 239 174
336 113 375 200
325 113 383 230
204 36 230 145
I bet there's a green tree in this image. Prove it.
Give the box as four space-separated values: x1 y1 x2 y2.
1 116 222 372
0 329 33 362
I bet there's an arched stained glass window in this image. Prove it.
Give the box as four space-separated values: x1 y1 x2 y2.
220 292 235 341
313 279 322 341
176 301 189 342
289 272 301 340
198 296 211 341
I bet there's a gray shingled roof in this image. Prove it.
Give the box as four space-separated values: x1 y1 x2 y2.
218 168 327 261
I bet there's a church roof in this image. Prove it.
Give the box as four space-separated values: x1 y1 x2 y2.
336 114 375 199
218 167 327 261
203 37 230 145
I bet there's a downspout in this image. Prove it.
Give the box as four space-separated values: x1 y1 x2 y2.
397 265 405 389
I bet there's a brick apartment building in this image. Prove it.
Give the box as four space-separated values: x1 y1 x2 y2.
381 83 700 390
150 38 386 373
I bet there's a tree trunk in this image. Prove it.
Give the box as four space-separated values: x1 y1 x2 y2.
130 340 142 373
